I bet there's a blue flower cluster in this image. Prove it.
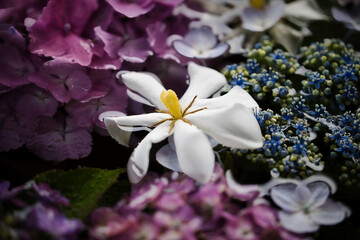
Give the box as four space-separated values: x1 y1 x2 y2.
223 38 360 186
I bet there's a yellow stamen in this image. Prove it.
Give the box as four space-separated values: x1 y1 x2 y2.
160 90 182 119
250 0 265 9
153 90 207 133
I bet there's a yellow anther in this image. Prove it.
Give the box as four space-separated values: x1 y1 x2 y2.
160 90 182 119
250 0 265 9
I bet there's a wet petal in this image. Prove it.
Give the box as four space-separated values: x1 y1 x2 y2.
186 103 263 149
121 72 166 110
128 122 171 183
173 120 215 183
180 62 226 106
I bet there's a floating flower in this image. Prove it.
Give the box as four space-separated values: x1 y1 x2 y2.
269 176 351 233
173 26 229 59
102 62 262 183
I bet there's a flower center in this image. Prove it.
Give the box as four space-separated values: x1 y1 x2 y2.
152 89 207 133
250 0 265 9
160 90 182 119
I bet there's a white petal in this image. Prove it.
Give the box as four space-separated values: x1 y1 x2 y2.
310 199 348 225
127 89 154 107
106 112 169 128
156 144 182 172
180 63 227 106
186 103 263 149
241 0 285 32
173 40 199 58
270 22 303 54
302 175 337 194
192 86 259 110
306 181 330 208
121 72 166 110
173 120 215 183
294 184 312 204
285 0 328 21
331 7 353 23
103 114 132 147
279 211 319 233
196 42 229 59
227 35 246 54
128 122 171 183
270 183 302 212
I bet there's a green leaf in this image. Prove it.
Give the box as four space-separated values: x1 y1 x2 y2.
34 167 126 220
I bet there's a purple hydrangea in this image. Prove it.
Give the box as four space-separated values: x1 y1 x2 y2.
26 113 92 161
28 0 98 66
26 203 83 240
89 165 306 240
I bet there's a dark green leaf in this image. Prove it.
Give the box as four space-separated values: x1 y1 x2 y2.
34 168 126 220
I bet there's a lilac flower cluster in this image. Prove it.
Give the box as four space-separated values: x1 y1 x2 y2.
90 165 305 240
0 0 196 161
0 180 82 239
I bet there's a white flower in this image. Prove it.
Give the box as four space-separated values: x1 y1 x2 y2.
269 176 351 233
175 0 327 54
173 26 229 59
101 63 263 184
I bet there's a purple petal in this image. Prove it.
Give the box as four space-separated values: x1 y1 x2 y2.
106 0 155 18
29 60 92 103
0 26 35 88
32 182 70 206
94 26 122 59
29 0 98 66
118 38 153 63
27 203 83 238
15 85 58 118
66 79 127 128
154 0 184 6
26 114 92 161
